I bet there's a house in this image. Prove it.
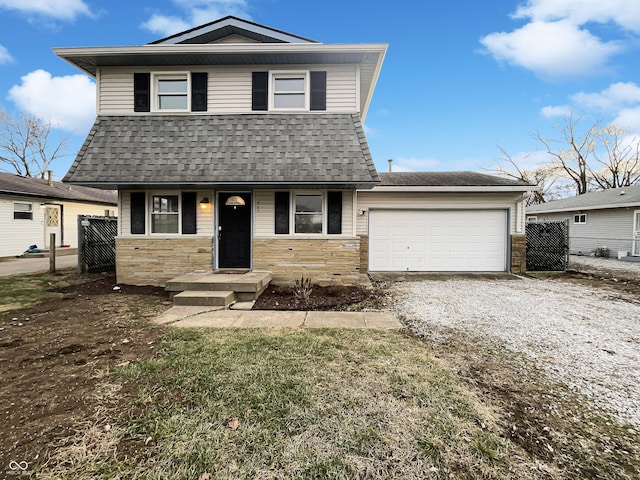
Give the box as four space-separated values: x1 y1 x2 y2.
527 185 640 258
55 16 533 286
0 171 117 258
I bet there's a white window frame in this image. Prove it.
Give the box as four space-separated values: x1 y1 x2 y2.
574 213 587 224
13 201 33 220
269 71 310 111
152 72 190 112
150 192 181 235
293 191 325 235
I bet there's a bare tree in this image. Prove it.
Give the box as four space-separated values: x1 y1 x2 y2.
532 112 598 196
0 107 68 178
591 125 640 189
489 147 557 205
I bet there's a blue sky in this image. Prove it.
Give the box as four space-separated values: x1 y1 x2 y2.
1 0 640 179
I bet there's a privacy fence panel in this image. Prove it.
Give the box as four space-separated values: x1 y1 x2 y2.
526 220 569 271
78 215 118 273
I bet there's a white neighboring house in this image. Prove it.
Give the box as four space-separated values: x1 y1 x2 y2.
0 172 118 258
526 185 640 258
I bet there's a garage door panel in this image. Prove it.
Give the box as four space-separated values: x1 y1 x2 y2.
369 210 507 272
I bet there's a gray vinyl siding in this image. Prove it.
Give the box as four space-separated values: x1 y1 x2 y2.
529 208 636 257
98 64 358 115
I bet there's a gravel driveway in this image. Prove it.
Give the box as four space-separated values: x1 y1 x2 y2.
391 277 640 427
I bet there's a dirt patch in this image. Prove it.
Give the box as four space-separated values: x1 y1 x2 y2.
528 270 640 299
253 283 383 311
0 273 170 473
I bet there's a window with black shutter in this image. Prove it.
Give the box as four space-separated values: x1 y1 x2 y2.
182 192 197 234
133 73 150 112
274 191 289 234
191 72 208 112
310 71 327 111
252 72 268 111
130 192 146 234
327 191 342 234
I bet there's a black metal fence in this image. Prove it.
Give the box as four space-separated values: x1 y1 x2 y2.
78 215 118 273
526 220 569 271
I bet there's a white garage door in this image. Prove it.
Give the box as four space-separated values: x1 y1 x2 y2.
369 209 507 272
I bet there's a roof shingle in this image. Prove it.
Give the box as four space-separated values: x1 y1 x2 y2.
0 172 117 204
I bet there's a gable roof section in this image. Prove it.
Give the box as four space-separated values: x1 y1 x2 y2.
148 16 318 45
64 114 379 189
527 185 640 213
0 172 117 204
367 171 535 192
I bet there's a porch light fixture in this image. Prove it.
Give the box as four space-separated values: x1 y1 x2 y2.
199 197 211 209
225 195 246 207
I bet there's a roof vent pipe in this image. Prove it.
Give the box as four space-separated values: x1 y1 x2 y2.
388 158 393 172
47 170 53 186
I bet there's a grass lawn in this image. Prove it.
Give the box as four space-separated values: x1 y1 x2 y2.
42 328 530 479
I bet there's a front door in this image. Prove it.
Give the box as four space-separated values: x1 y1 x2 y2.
633 210 640 256
44 205 61 248
218 192 251 269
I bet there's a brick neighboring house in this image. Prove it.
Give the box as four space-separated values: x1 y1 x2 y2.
56 16 533 286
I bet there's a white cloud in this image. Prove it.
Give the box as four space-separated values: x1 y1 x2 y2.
480 20 621 78
8 69 96 133
0 44 12 64
142 0 251 37
514 0 640 33
613 107 640 132
390 157 443 172
570 82 640 113
541 105 572 118
0 0 93 21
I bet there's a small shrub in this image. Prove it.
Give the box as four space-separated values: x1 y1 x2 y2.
293 276 313 303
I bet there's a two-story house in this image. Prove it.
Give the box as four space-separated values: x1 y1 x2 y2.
56 16 533 287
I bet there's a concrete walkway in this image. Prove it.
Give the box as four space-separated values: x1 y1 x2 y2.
0 255 78 276
153 306 402 329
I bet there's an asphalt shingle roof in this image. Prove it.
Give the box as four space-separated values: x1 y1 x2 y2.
0 172 117 204
378 171 533 187
527 184 640 213
64 114 379 188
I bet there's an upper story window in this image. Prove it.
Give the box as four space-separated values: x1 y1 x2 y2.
155 74 189 111
574 213 587 224
271 72 308 110
14 202 33 220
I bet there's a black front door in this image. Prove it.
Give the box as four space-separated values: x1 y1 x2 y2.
218 192 251 269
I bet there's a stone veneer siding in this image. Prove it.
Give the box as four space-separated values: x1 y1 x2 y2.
252 237 361 285
359 235 369 274
510 234 527 274
116 237 213 286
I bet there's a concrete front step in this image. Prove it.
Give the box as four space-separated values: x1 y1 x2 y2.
166 271 272 302
173 290 235 307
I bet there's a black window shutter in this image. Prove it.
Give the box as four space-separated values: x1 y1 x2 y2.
191 72 208 112
130 192 146 234
252 72 268 111
327 191 342 234
274 191 290 234
182 192 197 234
310 71 327 111
133 73 150 112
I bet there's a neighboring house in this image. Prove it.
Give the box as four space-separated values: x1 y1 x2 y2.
527 185 640 258
55 16 533 286
0 172 117 258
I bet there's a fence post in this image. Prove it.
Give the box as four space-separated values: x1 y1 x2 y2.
49 233 56 273
77 215 85 273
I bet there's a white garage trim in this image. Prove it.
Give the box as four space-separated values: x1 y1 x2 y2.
368 208 509 272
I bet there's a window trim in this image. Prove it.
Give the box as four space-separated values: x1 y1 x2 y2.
13 201 33 220
150 192 181 235
152 72 190 112
293 191 325 235
574 213 587 224
269 70 310 111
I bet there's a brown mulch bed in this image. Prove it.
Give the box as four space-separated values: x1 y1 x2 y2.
253 284 379 311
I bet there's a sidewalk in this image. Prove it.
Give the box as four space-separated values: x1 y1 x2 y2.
0 255 78 276
153 306 402 329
